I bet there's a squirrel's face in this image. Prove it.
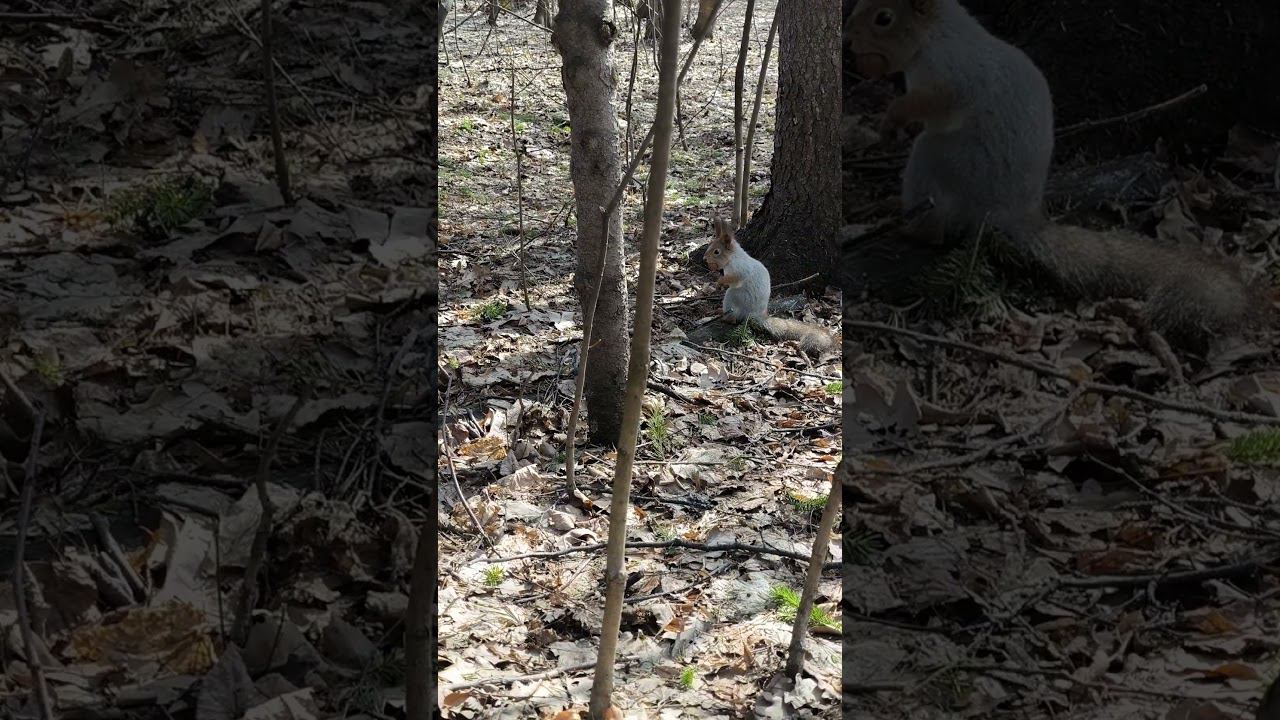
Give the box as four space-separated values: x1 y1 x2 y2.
846 0 931 78
704 243 726 271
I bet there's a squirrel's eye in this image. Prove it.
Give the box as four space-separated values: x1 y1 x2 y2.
874 8 895 27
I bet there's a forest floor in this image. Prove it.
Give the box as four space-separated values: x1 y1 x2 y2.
437 0 842 717
0 0 433 718
843 71 1280 719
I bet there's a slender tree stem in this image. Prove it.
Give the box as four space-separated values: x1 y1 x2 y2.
587 0 682 715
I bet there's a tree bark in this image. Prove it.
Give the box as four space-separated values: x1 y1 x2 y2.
737 0 840 286
588 0 682 714
692 0 717 39
404 525 436 720
554 0 629 444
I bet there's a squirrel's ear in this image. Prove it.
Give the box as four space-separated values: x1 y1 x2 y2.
713 216 730 241
909 0 935 15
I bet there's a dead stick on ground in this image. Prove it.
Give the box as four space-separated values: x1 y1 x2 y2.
13 410 53 720
841 198 935 250
90 513 147 602
373 328 421 445
845 320 1280 427
0 367 36 420
260 0 293 204
0 12 126 33
645 379 691 404
482 538 843 571
443 374 497 553
1056 84 1209 139
443 658 639 692
1059 552 1280 590
231 394 308 645
771 272 819 292
859 390 1081 477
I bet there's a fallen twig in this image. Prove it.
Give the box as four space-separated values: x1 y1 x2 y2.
482 538 843 571
231 393 308 645
13 409 53 720
845 320 1280 426
443 657 639 692
645 379 692 404
841 198 935 250
0 12 126 34
90 513 147 602
1056 84 1209 139
443 374 497 553
859 390 1081 476
0 366 37 421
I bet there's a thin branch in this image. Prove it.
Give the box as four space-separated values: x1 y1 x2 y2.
0 367 37 420
1056 84 1209 139
844 320 1280 426
90 513 147 602
443 374 497 552
483 537 843 571
1059 552 1280 590
13 410 52 720
0 12 126 34
231 394 307 644
510 52 531 311
260 0 293 204
739 3 780 228
444 657 639 692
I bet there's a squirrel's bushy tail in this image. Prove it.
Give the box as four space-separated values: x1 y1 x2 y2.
760 317 835 355
1018 223 1259 350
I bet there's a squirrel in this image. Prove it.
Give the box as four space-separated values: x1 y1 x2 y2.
703 216 835 354
845 0 1263 351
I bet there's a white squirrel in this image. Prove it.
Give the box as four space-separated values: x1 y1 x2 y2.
703 216 834 354
845 0 1263 350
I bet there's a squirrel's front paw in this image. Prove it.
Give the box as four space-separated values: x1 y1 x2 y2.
878 113 904 142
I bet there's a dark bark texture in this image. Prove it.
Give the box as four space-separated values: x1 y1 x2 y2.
553 0 629 444
738 0 841 286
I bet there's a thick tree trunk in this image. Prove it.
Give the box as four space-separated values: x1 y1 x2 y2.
554 0 628 444
737 0 840 286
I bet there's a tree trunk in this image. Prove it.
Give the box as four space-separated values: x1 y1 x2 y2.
737 0 840 286
553 0 629 445
404 526 436 720
588 1 681 713
439 0 451 40
691 0 717 39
